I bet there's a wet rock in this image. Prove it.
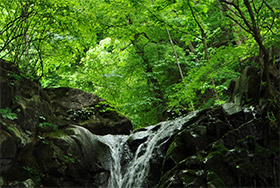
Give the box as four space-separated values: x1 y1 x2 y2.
7 179 35 188
80 116 132 135
204 152 233 186
159 106 279 188
163 130 196 170
178 169 205 187
0 59 133 187
0 176 4 187
34 125 113 187
128 130 149 152
206 171 225 187
222 119 267 149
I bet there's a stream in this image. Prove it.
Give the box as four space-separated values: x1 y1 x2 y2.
96 111 199 188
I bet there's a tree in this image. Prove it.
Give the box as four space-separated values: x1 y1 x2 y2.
1 0 279 128
0 0 97 80
218 0 280 97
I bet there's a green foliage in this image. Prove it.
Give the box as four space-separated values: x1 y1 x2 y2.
0 108 17 120
12 96 22 104
1 0 279 128
39 122 58 131
7 73 21 81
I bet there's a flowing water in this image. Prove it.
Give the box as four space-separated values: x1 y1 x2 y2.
95 134 128 187
97 111 199 188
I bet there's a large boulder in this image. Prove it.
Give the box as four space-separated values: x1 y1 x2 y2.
34 125 113 187
0 59 132 186
44 87 132 135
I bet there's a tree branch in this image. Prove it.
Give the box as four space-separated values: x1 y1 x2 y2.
244 0 258 31
166 28 184 81
219 0 255 34
187 0 209 61
136 1 201 39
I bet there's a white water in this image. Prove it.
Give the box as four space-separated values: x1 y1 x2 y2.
95 134 129 188
98 112 199 188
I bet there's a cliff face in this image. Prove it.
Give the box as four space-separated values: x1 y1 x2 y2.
0 59 279 188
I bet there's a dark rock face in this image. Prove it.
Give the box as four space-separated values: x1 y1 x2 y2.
0 59 132 187
158 106 279 188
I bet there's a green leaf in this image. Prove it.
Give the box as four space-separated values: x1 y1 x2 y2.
0 108 17 120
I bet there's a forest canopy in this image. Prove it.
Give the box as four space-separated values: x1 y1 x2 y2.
1 0 279 128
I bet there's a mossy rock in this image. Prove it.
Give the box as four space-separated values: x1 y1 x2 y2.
178 169 205 187
206 171 225 187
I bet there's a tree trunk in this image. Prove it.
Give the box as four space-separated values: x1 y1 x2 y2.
218 0 276 97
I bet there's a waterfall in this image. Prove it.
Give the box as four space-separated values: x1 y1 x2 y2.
97 111 199 188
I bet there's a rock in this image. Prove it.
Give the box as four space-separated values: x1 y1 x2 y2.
128 130 149 152
222 102 242 116
0 130 17 173
7 179 35 188
34 125 113 187
222 119 267 149
0 59 132 186
0 176 4 187
45 87 101 109
229 66 261 105
0 59 18 109
159 107 279 188
178 169 205 187
206 171 225 187
44 87 133 135
163 130 196 168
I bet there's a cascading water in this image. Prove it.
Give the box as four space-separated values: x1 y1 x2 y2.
97 111 199 188
96 134 129 188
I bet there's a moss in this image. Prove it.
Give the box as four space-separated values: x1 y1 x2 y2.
45 130 67 138
204 151 224 164
179 173 195 184
39 122 58 132
178 169 205 187
206 171 225 187
212 139 228 153
165 141 176 156
1 122 32 145
180 169 203 176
